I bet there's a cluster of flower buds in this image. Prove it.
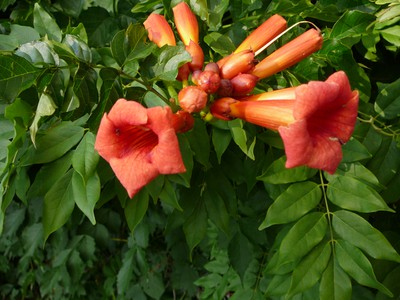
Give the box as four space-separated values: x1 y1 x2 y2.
95 3 359 199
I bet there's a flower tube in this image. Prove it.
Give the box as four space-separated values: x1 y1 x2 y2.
210 71 359 173
173 2 204 71
95 99 187 198
251 28 323 79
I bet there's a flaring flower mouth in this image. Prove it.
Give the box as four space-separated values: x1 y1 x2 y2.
95 99 186 198
210 71 359 174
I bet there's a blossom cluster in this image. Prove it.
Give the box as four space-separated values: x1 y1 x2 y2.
95 2 359 198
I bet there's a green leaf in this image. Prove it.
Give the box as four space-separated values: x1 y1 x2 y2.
33 3 62 42
23 121 84 165
258 156 318 184
27 152 73 198
380 25 400 47
288 241 331 298
320 257 352 300
228 231 253 281
72 171 100 225
183 200 208 260
72 132 99 180
29 93 57 146
204 188 230 235
159 179 182 211
335 239 393 297
229 120 255 160
332 210 400 263
259 181 322 229
124 189 149 232
152 46 191 81
0 54 40 103
204 32 236 56
43 169 75 243
374 77 400 120
269 212 328 273
117 247 136 295
327 175 393 213
366 137 400 185
63 34 92 63
212 128 231 163
186 119 210 167
15 41 60 67
341 138 372 163
73 65 98 111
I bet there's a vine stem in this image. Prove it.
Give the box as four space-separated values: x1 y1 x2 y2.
357 113 400 137
121 72 171 104
319 171 335 247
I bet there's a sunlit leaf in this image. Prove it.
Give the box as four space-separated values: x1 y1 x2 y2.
327 175 393 213
259 181 322 229
72 132 99 180
320 257 352 300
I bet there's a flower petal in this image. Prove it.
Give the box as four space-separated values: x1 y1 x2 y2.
173 2 199 46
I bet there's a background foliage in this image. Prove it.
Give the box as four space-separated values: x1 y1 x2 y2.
1 0 400 299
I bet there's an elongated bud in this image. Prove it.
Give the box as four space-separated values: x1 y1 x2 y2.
186 40 204 71
173 2 199 46
144 13 176 47
196 70 221 94
231 73 259 97
210 97 238 120
219 50 256 79
172 110 195 133
251 28 323 79
178 86 208 113
234 14 287 54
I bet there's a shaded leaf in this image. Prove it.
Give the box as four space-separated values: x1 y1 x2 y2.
335 239 393 297
288 241 331 298
374 77 400 120
320 257 352 300
43 169 75 243
125 190 149 232
258 156 318 184
33 3 62 42
332 210 400 263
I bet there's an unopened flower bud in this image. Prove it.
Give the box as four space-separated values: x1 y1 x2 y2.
177 63 190 81
191 70 202 85
217 79 233 97
204 62 220 74
178 86 208 113
197 71 221 94
172 110 195 133
219 50 256 79
231 73 259 97
210 97 238 120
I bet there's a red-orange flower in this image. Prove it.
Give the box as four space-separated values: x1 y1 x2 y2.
144 13 176 47
95 99 186 198
210 71 359 173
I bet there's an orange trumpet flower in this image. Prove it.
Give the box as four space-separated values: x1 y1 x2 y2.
144 13 176 47
210 71 359 174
